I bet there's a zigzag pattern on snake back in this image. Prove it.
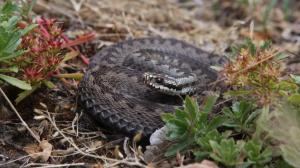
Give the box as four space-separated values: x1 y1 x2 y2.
79 38 224 137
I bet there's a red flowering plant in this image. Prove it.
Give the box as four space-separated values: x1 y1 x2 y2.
13 17 95 103
15 18 65 83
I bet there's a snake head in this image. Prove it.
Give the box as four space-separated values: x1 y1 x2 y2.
143 72 197 96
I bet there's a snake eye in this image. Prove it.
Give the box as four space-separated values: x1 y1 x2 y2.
155 77 163 84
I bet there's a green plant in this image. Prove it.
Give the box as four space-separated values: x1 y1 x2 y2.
209 138 244 166
194 129 226 160
162 95 225 156
244 140 272 166
222 101 258 133
0 1 36 90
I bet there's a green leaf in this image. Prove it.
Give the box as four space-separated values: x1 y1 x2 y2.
244 140 272 165
166 124 188 140
275 52 288 60
290 74 300 85
43 80 56 89
209 138 243 166
165 139 194 157
161 113 175 123
288 94 300 106
230 45 242 57
0 49 25 61
222 101 257 132
232 101 247 113
244 109 260 126
167 119 188 131
260 40 272 50
175 108 188 120
0 66 18 73
222 107 234 117
15 83 41 104
20 23 37 35
245 38 256 56
202 95 218 113
197 111 208 127
196 129 223 151
0 74 31 90
278 80 298 92
184 96 199 119
194 151 210 161
4 32 22 54
207 116 226 130
6 16 20 30
244 140 262 158
0 1 19 18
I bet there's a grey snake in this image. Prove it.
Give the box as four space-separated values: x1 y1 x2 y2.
78 38 224 137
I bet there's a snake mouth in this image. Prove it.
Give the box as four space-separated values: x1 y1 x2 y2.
143 72 197 96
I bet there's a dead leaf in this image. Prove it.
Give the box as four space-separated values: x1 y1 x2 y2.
24 140 53 162
180 160 219 168
86 140 103 152
91 162 104 168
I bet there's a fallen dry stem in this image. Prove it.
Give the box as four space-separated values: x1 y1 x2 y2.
24 162 85 168
0 88 41 143
0 155 31 166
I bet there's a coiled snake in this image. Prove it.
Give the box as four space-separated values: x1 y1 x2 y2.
79 38 224 137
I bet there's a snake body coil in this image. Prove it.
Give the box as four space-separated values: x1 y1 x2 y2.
79 38 223 137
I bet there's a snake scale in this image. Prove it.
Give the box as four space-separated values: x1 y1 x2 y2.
79 38 224 137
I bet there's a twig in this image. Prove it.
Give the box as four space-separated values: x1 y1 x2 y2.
71 112 79 137
123 137 132 158
0 155 30 166
24 162 85 168
0 87 41 143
